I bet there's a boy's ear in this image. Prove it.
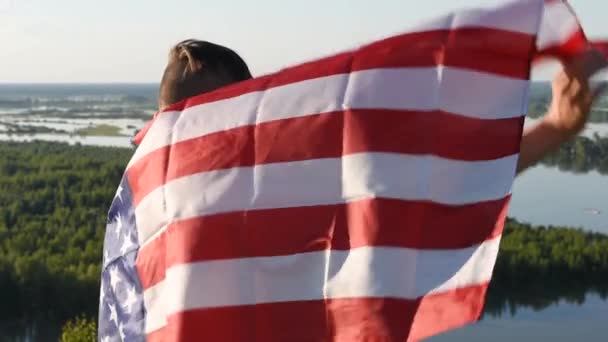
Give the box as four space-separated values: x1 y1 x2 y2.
177 45 204 76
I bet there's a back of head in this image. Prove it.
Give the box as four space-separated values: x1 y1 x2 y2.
159 39 252 109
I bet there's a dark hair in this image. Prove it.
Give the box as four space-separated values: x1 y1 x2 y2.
174 39 252 82
159 39 252 107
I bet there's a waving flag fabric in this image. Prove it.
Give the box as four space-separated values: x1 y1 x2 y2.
98 1 607 341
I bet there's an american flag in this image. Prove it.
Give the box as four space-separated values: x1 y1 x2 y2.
98 0 606 341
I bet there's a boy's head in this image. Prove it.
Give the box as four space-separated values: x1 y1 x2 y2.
159 39 252 109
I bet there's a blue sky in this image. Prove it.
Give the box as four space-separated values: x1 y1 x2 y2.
1 0 606 83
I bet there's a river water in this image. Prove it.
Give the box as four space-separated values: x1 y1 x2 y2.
430 294 608 341
511 165 608 235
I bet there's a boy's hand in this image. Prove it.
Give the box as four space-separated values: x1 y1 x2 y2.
543 49 608 139
517 48 607 174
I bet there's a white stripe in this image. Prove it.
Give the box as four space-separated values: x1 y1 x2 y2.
143 237 501 334
128 110 181 169
129 66 528 169
135 153 517 246
346 68 528 120
143 281 167 334
537 1 580 50
411 0 543 35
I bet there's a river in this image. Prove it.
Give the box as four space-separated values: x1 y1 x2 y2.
511 165 608 235
430 294 608 341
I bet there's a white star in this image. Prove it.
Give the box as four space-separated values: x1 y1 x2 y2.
123 286 138 313
114 213 123 238
118 323 126 341
108 303 118 326
115 184 124 202
109 266 122 290
120 233 136 255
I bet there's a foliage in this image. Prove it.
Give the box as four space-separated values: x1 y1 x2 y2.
0 142 132 322
486 218 608 317
59 315 97 342
540 134 608 174
75 124 125 137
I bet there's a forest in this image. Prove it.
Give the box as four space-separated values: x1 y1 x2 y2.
540 134 608 174
0 141 607 339
0 142 131 323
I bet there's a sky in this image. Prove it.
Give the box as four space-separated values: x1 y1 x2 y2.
1 0 607 83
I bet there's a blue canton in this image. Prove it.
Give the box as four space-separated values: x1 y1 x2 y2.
98 177 146 341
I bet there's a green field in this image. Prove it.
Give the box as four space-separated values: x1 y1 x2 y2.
75 124 124 136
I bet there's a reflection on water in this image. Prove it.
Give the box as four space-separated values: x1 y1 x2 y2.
428 294 608 342
484 277 608 318
0 319 61 342
509 165 608 234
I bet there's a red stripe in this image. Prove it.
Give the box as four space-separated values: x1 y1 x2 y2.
136 196 509 290
146 283 489 342
535 28 588 62
592 41 608 60
155 28 534 115
128 110 524 206
409 282 489 341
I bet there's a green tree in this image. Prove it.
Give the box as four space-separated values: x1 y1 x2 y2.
60 315 97 342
